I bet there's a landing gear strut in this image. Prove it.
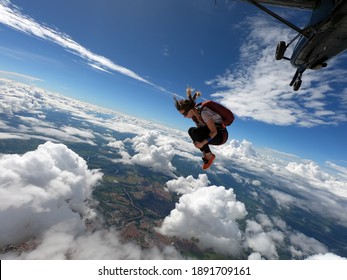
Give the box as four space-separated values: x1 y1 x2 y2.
275 40 304 91
289 68 305 91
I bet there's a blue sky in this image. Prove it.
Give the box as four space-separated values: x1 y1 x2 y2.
0 0 346 166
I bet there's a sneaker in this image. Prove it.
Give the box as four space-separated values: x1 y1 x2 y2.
202 154 216 170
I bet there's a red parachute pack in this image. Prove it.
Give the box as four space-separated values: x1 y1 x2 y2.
197 100 235 127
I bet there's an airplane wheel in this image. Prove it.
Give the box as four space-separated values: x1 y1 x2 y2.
293 79 302 91
275 41 286 60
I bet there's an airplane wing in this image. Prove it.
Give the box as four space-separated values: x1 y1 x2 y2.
243 0 318 9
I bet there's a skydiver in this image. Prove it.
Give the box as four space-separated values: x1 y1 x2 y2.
174 87 228 170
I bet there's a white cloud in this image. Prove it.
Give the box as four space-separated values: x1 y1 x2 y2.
108 130 191 178
243 214 330 260
207 15 347 127
129 131 177 177
305 253 347 260
286 161 331 182
107 139 125 150
0 1 160 87
284 161 347 209
248 252 263 260
0 81 42 115
165 173 209 195
161 44 170 57
326 161 347 180
31 127 96 145
107 139 133 164
244 217 284 259
0 70 43 83
61 126 95 140
158 174 247 256
289 232 328 258
0 141 181 260
216 139 257 159
0 141 102 247
267 189 296 209
245 230 280 259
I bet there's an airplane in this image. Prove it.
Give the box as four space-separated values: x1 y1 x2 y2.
241 0 347 91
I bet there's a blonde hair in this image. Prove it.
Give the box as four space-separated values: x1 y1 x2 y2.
174 87 201 112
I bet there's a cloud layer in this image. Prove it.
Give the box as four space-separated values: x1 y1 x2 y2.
0 80 346 259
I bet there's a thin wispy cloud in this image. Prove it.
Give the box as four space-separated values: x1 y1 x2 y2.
207 16 347 127
0 70 43 83
161 44 170 57
0 1 160 88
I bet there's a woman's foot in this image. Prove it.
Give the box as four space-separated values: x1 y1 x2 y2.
202 153 216 170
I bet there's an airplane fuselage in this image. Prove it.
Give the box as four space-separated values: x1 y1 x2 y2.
291 0 347 70
255 0 318 9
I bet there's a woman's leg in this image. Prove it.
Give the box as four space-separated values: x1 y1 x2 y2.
189 126 226 144
188 126 226 170
188 127 211 153
188 126 227 159
209 128 227 146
